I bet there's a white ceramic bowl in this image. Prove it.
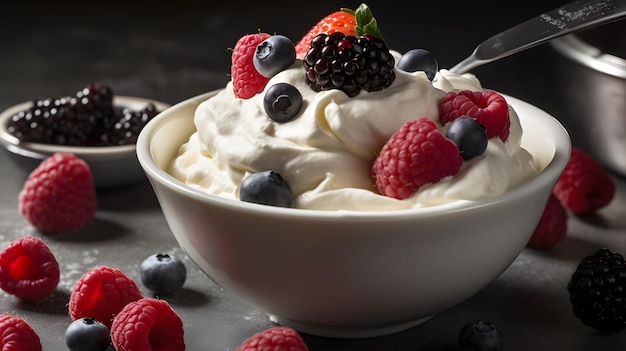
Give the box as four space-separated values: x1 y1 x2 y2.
0 96 170 188
137 90 571 338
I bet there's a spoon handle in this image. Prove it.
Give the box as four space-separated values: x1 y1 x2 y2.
449 0 626 74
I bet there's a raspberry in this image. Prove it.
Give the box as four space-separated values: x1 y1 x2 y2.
18 153 97 234
231 33 272 99
553 147 615 215
439 90 510 142
0 236 60 301
237 326 308 351
0 313 42 351
68 266 143 328
526 193 568 250
111 298 185 351
372 118 462 199
568 248 626 332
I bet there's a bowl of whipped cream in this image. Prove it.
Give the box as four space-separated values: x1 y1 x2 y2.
137 62 570 338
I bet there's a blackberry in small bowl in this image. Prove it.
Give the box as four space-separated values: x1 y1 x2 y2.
0 84 170 188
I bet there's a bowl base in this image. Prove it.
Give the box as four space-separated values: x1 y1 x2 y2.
268 314 434 339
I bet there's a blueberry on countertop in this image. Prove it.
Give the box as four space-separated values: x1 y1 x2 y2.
139 253 187 296
458 320 503 351
65 317 110 351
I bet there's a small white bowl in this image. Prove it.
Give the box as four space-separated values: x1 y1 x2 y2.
0 96 170 188
137 90 571 338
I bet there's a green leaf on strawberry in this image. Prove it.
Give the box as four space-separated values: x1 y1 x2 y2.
341 3 384 40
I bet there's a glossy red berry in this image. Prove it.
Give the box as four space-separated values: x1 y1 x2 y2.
553 147 615 215
18 153 97 234
372 118 462 199
237 326 308 351
0 236 60 301
0 313 42 351
68 266 142 328
439 90 510 142
231 33 272 99
111 298 185 351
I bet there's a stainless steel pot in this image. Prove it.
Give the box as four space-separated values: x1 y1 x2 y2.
550 20 626 175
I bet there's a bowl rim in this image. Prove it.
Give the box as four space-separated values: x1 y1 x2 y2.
137 90 572 220
0 95 171 161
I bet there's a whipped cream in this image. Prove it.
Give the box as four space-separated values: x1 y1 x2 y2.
169 53 537 211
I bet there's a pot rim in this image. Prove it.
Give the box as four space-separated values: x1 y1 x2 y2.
551 33 626 79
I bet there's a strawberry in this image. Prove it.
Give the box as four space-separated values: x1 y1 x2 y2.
439 90 510 142
231 32 272 99
295 3 383 60
295 11 356 59
372 118 462 200
527 193 568 250
553 147 615 215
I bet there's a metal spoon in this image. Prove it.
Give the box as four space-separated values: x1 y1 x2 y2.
449 0 626 74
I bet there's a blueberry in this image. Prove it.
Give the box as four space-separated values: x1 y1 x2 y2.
65 317 110 351
253 35 296 78
263 83 303 123
240 171 293 207
446 116 488 160
397 48 438 80
458 321 503 351
139 253 187 296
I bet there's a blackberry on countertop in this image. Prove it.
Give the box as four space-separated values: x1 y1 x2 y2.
303 32 395 97
567 248 626 332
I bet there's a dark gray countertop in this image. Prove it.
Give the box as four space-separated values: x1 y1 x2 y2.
1 1 625 350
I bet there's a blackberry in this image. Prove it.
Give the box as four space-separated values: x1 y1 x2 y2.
8 84 160 147
108 103 158 145
75 83 116 143
303 32 395 97
7 96 96 146
8 84 116 146
567 248 626 332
